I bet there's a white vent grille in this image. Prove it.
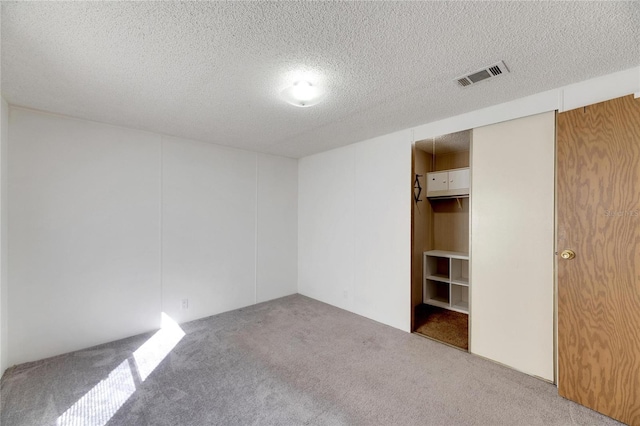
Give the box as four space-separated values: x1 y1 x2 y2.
456 61 509 88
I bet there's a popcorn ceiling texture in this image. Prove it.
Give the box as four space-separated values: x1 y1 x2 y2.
1 2 639 158
416 130 471 155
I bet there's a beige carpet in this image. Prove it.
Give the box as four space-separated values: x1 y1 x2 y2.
414 304 469 350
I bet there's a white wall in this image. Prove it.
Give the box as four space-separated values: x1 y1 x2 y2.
1 98 9 376
352 133 413 330
471 112 556 382
298 145 355 312
7 108 297 366
298 130 412 331
162 141 298 324
256 154 298 304
161 137 258 323
9 109 162 365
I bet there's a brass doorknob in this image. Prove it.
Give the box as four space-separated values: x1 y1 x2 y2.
560 249 576 260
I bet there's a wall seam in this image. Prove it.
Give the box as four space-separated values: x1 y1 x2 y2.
352 147 356 312
254 153 259 304
2 104 10 371
159 137 164 320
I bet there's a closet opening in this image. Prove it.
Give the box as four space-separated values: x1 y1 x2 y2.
411 130 471 351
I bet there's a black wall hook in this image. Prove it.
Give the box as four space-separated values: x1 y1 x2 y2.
413 174 422 204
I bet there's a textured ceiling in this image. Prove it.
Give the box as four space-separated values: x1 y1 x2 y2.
416 131 471 155
2 2 639 158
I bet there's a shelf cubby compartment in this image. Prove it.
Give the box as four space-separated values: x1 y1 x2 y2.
424 279 450 309
450 284 469 314
423 250 470 314
424 255 449 283
451 258 469 286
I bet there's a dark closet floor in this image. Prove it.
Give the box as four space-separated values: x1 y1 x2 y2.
414 304 468 350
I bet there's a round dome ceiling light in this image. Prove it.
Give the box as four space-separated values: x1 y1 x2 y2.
281 81 324 107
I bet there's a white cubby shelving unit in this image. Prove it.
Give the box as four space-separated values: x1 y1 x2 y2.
423 250 469 314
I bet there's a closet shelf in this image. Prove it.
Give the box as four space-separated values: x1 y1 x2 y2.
426 274 449 283
423 251 470 314
425 297 449 309
450 301 469 313
451 277 469 286
424 250 468 260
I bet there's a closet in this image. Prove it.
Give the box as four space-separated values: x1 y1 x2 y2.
411 130 470 350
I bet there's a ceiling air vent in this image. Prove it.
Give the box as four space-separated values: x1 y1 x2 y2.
456 61 509 88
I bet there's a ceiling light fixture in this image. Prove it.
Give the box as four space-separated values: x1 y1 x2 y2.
281 81 323 107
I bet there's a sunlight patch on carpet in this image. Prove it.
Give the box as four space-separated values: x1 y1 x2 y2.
56 313 185 426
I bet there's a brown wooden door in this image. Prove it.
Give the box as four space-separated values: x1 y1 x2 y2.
557 95 640 425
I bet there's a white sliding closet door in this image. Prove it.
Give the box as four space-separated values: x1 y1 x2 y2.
471 111 555 382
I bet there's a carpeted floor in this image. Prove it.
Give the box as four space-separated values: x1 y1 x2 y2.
0 294 621 426
414 304 469 350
